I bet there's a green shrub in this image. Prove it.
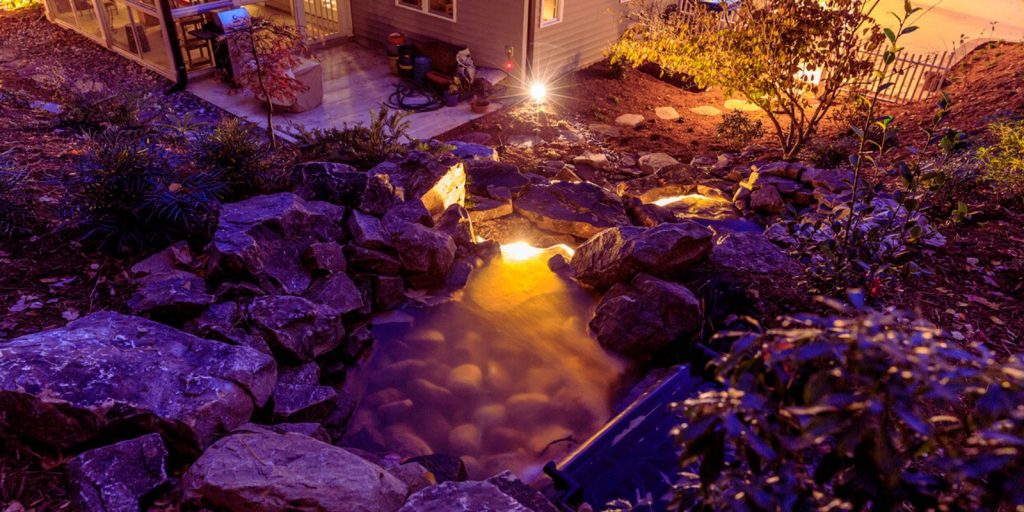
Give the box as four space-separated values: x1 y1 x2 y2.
977 119 1024 198
192 117 281 197
71 130 222 251
57 86 153 134
675 293 1024 511
291 107 411 169
715 110 764 148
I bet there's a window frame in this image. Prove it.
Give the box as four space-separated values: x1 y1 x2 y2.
395 0 457 23
538 0 563 27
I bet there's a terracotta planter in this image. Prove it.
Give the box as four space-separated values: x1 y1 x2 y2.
471 100 490 114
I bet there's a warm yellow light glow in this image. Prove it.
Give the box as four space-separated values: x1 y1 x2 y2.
500 242 574 261
652 194 714 207
530 82 548 103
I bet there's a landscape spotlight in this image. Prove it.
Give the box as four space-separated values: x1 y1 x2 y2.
530 82 547 103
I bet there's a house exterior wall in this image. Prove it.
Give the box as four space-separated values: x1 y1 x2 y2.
531 0 630 77
348 0 528 72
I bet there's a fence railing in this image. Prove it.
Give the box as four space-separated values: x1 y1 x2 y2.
852 47 955 104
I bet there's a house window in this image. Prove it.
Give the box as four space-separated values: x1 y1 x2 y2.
540 0 562 26
396 0 455 21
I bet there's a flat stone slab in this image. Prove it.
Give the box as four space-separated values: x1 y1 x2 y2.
0 312 276 455
655 106 680 121
615 113 645 128
690 105 723 116
514 181 630 239
467 195 513 223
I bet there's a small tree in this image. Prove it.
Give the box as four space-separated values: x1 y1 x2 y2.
609 0 885 159
224 16 308 148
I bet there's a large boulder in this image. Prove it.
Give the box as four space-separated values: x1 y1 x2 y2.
247 295 346 362
209 193 346 295
514 181 630 239
589 274 701 359
182 425 407 512
0 312 276 454
570 222 713 289
67 434 169 512
291 162 368 208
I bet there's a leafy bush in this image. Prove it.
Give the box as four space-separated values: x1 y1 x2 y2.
809 142 849 169
715 111 764 148
291 107 411 169
192 118 282 197
609 0 884 159
675 293 1024 511
977 119 1024 198
71 130 222 251
57 86 154 134
0 0 40 10
0 166 33 241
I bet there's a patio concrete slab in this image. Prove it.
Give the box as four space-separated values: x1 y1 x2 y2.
188 41 508 141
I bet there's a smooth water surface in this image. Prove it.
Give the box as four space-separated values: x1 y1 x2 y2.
343 246 626 480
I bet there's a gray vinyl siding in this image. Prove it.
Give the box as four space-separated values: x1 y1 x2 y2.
532 0 629 76
349 0 527 71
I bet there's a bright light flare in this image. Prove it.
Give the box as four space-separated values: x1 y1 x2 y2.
652 194 715 207
529 82 548 103
500 242 574 261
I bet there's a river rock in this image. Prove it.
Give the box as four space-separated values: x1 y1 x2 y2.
304 273 364 314
638 153 682 175
345 244 403 275
127 269 212 321
348 210 391 250
399 480 531 512
572 151 613 171
0 312 275 454
589 274 701 359
66 434 169 512
370 152 466 219
465 161 531 198
449 141 498 161
515 181 629 239
570 222 713 289
209 193 346 295
247 295 345 361
182 425 407 512
303 242 347 274
391 222 457 278
615 113 645 128
708 231 799 275
270 382 337 423
750 184 784 214
291 162 368 207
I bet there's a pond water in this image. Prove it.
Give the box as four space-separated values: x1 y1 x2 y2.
342 245 626 480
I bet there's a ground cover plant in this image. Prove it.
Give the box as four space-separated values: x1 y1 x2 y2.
675 292 1024 511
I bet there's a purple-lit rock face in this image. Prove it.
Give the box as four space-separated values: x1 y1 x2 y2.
182 425 407 512
514 181 631 239
66 434 169 512
589 273 702 359
0 312 276 455
208 193 347 295
570 221 714 289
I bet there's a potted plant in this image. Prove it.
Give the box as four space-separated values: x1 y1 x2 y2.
444 83 460 107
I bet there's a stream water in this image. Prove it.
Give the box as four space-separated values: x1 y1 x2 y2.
342 245 626 480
